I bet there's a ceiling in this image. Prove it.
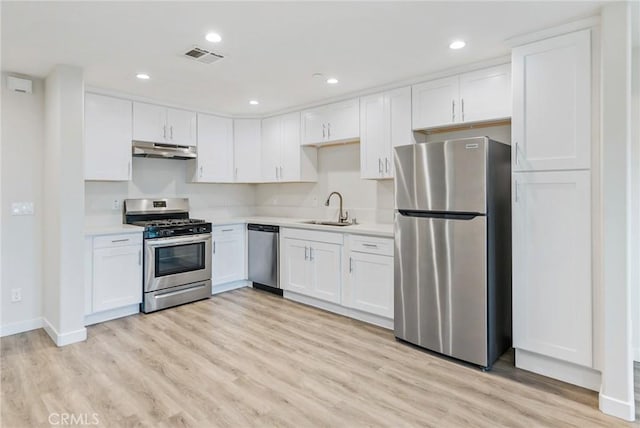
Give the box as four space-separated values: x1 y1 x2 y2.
2 1 604 116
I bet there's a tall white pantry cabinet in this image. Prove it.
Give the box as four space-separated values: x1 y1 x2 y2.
511 29 596 385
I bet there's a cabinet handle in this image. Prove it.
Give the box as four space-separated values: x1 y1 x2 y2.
127 161 131 179
362 243 378 248
322 124 326 139
385 157 389 173
213 240 216 254
327 123 331 139
515 180 519 203
199 166 203 178
461 98 465 122
170 126 174 140
452 100 455 122
138 249 142 266
280 166 283 179
378 158 383 174
111 238 130 243
235 167 238 179
309 247 314 261
304 246 309 261
349 256 353 273
163 125 167 139
515 142 520 165
275 166 279 179
221 228 233 232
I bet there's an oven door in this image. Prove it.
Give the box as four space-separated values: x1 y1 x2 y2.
144 234 212 292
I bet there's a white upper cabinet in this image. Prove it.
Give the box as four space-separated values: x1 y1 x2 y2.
233 119 262 183
261 112 317 182
360 86 412 179
84 93 132 181
191 113 234 183
132 102 196 146
459 64 511 123
411 64 511 130
512 30 591 171
166 108 197 146
512 170 592 367
301 98 359 145
412 76 460 129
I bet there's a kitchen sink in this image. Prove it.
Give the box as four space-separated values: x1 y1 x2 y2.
300 220 353 227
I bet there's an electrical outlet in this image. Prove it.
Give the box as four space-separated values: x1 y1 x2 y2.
112 199 120 211
11 288 22 303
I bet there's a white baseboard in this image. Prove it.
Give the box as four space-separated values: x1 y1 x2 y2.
212 280 250 295
515 348 601 391
283 291 393 330
85 304 139 326
0 317 43 337
42 318 87 347
599 392 636 422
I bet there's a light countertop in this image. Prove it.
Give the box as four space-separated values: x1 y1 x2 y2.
209 216 393 238
84 224 145 236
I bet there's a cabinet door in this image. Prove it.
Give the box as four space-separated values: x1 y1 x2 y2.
133 102 167 143
360 93 387 179
85 94 132 181
512 30 591 171
347 252 394 318
261 116 281 182
386 86 413 177
459 64 511 123
167 108 196 146
512 170 591 367
279 112 302 182
301 108 327 145
196 114 234 182
326 98 359 143
212 230 246 285
309 241 342 304
93 245 142 312
412 76 460 130
281 238 312 295
233 119 262 182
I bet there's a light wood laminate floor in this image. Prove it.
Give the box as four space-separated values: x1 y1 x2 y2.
1 287 638 427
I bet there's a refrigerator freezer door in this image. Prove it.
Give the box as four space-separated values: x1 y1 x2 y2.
394 137 488 214
394 212 488 366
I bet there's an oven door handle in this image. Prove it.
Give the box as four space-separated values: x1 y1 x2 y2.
145 234 211 248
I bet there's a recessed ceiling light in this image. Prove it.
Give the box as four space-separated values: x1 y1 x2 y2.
136 73 150 80
249 100 259 105
449 40 466 50
205 32 222 43
312 72 324 79
326 78 339 84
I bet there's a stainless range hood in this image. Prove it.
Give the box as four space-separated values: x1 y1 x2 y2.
132 141 197 160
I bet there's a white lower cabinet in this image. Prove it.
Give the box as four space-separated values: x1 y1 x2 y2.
512 170 592 367
345 236 394 319
85 232 143 319
212 225 246 286
280 229 342 304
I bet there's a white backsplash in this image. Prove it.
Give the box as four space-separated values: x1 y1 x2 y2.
85 157 255 226
254 143 395 224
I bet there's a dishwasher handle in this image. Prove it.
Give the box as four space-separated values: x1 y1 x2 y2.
248 224 279 233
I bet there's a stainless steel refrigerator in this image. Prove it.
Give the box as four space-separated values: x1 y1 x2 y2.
394 136 511 369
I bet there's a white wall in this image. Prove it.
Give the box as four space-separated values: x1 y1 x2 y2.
85 158 255 225
0 73 44 335
42 65 86 346
255 142 395 224
631 2 640 363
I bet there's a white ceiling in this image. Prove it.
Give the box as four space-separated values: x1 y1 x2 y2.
2 1 604 116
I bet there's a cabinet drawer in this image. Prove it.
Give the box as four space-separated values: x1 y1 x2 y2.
349 235 393 256
213 224 245 235
93 233 143 249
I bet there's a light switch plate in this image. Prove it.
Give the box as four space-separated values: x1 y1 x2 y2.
11 202 34 216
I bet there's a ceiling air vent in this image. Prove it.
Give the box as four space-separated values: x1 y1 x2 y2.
183 46 224 64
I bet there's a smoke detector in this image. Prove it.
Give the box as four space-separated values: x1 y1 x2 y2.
183 46 224 64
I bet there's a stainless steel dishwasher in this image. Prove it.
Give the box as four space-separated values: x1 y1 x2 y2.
247 224 281 295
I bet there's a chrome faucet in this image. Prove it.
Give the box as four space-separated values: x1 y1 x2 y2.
325 191 349 223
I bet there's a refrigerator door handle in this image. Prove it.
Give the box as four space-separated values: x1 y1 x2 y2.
398 210 484 220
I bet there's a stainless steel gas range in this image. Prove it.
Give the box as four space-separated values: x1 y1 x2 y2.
124 198 212 313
